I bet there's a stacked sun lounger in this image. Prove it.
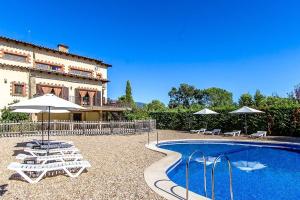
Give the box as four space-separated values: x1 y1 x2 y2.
223 130 241 137
205 129 221 135
7 140 91 184
190 128 206 134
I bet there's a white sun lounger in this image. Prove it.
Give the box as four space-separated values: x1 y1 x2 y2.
223 130 241 137
27 139 73 147
205 129 221 135
16 153 83 165
190 128 206 134
8 160 91 183
27 143 73 149
24 147 80 156
249 131 267 138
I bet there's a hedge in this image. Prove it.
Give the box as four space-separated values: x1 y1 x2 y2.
149 106 300 136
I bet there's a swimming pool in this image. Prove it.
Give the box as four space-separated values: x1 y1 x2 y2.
158 140 300 200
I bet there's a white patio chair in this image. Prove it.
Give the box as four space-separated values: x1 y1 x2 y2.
190 128 206 134
24 147 80 156
16 153 83 165
205 129 221 135
7 160 91 184
249 131 267 138
223 130 241 137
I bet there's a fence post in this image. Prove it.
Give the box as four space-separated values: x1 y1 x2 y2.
156 130 159 144
147 130 150 144
54 120 57 135
20 121 22 136
83 121 86 135
110 121 113 134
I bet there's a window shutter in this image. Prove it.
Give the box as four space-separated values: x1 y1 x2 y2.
75 88 81 105
95 91 101 106
22 84 26 97
35 84 43 96
62 87 69 100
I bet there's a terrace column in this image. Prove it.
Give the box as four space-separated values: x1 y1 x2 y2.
88 91 95 106
53 87 62 97
79 90 87 106
41 86 52 94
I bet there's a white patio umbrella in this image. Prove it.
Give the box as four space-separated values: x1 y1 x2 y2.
9 94 84 149
229 106 264 134
194 108 219 129
12 109 70 144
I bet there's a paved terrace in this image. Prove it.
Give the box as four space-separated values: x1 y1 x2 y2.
0 130 299 200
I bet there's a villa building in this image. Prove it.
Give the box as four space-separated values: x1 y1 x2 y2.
0 36 127 121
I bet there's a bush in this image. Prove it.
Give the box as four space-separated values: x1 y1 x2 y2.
149 105 300 136
0 107 29 122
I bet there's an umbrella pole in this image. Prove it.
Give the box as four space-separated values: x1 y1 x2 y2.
205 115 207 130
41 112 44 144
245 114 247 135
47 106 50 154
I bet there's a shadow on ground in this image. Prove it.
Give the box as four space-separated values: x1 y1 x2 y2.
12 149 25 156
154 179 185 200
14 142 30 148
0 184 8 197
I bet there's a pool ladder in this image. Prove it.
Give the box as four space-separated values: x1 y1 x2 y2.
186 152 234 200
186 150 207 200
211 155 234 200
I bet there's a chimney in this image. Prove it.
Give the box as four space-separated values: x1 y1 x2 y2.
57 44 69 53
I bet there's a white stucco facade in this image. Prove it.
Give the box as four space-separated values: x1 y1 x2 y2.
0 36 113 120
0 67 29 109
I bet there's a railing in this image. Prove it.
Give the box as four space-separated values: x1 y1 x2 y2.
186 150 207 200
104 101 131 108
68 96 130 108
211 155 234 200
0 120 156 137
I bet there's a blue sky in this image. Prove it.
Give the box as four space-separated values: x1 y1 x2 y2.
1 0 300 104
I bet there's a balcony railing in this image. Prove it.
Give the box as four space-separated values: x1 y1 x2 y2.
68 96 130 110
69 96 92 106
103 102 131 108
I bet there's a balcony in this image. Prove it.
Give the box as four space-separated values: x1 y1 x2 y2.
69 69 92 78
69 96 131 111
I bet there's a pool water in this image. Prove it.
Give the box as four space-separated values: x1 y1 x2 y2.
158 141 300 200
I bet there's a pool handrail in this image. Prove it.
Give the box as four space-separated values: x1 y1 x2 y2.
211 154 234 200
186 150 207 200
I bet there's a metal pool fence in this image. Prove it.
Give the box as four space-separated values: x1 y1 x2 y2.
0 119 156 137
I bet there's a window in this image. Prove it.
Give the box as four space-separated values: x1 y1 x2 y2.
14 84 24 95
69 69 92 77
36 62 62 72
11 82 26 96
96 73 102 79
36 63 49 70
51 65 62 71
82 93 90 105
3 52 27 62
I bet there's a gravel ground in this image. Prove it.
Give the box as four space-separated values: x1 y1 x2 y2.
0 130 299 200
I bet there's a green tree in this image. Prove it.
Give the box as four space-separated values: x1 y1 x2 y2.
201 87 233 107
239 93 254 106
168 84 199 108
125 80 134 104
254 90 265 107
260 96 298 107
145 100 166 111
